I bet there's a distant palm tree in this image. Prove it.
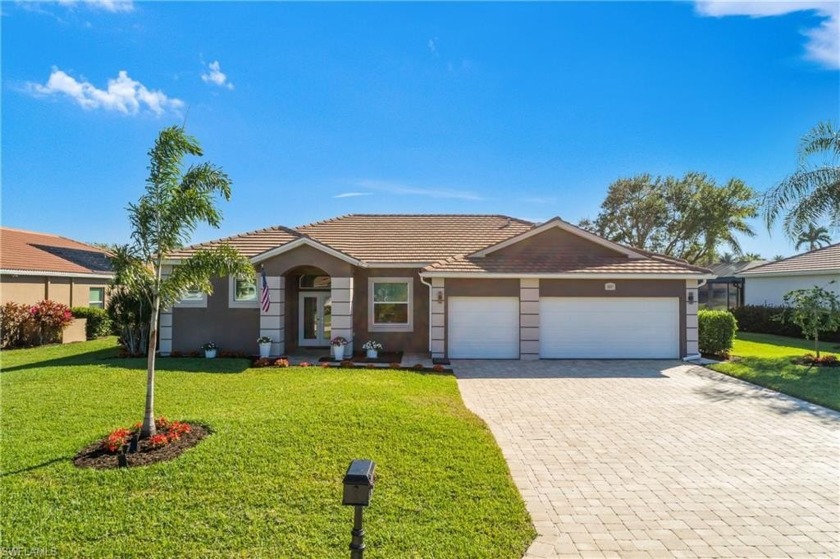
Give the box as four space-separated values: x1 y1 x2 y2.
794 224 832 252
738 252 763 262
718 252 735 263
773 254 785 261
764 121 840 237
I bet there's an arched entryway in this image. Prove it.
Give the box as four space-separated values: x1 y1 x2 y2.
285 266 332 350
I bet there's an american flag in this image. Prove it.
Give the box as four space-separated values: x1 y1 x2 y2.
260 268 271 312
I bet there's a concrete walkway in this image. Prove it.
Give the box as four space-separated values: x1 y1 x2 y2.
454 360 839 558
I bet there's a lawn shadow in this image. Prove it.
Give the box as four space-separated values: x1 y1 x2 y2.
1 347 120 374
452 359 675 379
686 365 840 424
0 456 71 477
1 346 249 375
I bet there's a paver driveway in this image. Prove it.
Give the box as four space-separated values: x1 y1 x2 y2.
454 360 839 558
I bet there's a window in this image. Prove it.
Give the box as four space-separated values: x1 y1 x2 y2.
229 274 259 308
89 287 105 309
176 287 207 308
369 278 412 332
299 275 331 290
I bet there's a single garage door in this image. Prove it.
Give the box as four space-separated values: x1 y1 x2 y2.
540 297 679 359
448 297 519 358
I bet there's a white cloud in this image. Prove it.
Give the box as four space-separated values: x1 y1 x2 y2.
333 192 373 199
56 0 134 12
201 60 234 90
26 67 184 116
695 1 839 69
428 38 439 57
356 179 484 201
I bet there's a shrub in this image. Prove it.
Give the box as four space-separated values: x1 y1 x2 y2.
731 305 840 342
698 309 737 357
71 307 112 339
107 286 151 356
30 300 74 344
1 302 37 348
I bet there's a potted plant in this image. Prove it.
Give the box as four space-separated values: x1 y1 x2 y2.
362 340 383 359
257 336 272 358
202 342 218 359
331 336 349 360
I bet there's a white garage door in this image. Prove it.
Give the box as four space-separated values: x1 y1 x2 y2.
448 297 519 359
540 297 679 359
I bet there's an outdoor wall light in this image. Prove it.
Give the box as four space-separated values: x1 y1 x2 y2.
342 459 376 558
688 292 696 304
436 290 444 303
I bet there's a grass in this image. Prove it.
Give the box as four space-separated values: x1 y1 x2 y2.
1 338 535 558
707 332 840 411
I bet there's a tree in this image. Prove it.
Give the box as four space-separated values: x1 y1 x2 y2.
113 126 253 438
718 252 735 264
737 252 763 262
764 121 840 237
794 224 832 252
779 283 840 358
580 172 758 264
772 254 785 261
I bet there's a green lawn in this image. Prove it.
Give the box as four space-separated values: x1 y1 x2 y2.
708 332 840 411
1 339 534 558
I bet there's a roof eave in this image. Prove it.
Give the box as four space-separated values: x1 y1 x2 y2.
420 271 716 280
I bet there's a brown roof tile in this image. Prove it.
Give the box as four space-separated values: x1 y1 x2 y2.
0 227 113 276
740 243 840 275
297 214 533 262
165 214 709 276
167 225 302 259
423 252 707 275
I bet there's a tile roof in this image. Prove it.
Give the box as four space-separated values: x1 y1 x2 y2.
166 214 710 276
0 227 113 276
423 252 710 275
739 243 840 275
297 214 533 262
167 225 302 259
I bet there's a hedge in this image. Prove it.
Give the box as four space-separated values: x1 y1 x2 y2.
71 307 112 339
698 309 737 357
731 305 840 343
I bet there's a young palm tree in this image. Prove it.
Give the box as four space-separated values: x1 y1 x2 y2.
737 252 763 262
794 224 832 252
113 126 253 438
764 121 840 237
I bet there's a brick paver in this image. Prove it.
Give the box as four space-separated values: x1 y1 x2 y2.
454 360 839 558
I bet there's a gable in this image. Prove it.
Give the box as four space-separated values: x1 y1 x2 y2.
260 243 356 277
487 226 629 260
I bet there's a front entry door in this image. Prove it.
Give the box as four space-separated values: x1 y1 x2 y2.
299 292 332 346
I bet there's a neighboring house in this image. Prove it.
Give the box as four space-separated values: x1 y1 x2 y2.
164 215 713 360
0 227 113 308
738 243 840 306
698 260 768 309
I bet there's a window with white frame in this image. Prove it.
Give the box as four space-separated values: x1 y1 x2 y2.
176 287 207 308
229 273 259 308
89 287 105 309
369 278 412 331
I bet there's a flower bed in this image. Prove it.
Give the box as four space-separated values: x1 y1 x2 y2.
74 417 209 469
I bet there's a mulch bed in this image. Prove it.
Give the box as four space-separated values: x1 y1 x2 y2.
318 351 403 364
73 423 210 470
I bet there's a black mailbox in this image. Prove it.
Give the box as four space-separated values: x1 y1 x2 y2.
342 459 375 506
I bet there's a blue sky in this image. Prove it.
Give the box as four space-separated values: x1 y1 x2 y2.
2 1 838 258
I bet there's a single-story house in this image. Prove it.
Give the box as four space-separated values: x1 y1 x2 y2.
698 260 767 309
163 215 714 360
0 227 113 308
738 243 840 306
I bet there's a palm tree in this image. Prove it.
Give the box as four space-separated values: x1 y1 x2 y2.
764 121 840 237
737 252 763 262
113 126 253 438
718 252 735 263
772 254 785 261
794 224 832 252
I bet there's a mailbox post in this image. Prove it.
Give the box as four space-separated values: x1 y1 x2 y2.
342 459 375 559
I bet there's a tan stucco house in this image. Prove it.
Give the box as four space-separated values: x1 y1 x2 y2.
163 214 714 360
0 227 113 308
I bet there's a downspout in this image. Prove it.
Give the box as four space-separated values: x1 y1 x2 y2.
419 275 433 355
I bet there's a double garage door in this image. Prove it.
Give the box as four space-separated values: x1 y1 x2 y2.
448 296 679 359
